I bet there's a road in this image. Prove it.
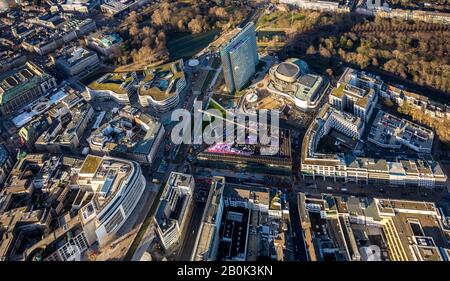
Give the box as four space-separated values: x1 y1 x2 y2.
288 191 308 261
295 178 449 203
177 201 206 261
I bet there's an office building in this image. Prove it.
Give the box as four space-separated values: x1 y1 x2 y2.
154 172 195 250
368 111 434 153
88 106 165 164
298 193 450 261
220 22 258 93
300 104 447 187
35 101 94 153
56 47 100 77
77 155 146 244
191 177 225 261
280 0 350 11
87 72 135 104
86 32 123 57
329 67 381 123
0 145 14 188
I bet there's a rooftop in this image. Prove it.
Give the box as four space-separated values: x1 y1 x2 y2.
0 61 50 105
78 155 135 212
88 72 133 95
89 32 123 48
79 154 102 175
368 110 434 152
88 106 163 158
57 47 97 67
138 60 185 101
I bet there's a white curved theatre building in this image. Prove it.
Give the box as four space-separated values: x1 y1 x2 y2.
267 58 324 109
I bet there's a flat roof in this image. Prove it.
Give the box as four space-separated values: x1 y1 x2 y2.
79 155 102 174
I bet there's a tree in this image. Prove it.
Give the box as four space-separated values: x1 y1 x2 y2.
129 24 139 38
188 18 204 34
319 47 332 58
306 45 316 55
152 9 164 26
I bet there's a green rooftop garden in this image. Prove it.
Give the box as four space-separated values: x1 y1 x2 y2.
331 83 346 98
89 73 133 95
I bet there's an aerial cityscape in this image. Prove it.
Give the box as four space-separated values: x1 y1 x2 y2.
0 0 450 267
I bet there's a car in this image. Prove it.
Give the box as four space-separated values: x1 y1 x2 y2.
341 188 348 192
326 186 333 191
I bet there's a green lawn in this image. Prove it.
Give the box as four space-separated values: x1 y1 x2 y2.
257 11 307 29
167 29 220 60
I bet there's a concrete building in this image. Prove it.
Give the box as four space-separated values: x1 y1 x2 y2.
53 0 101 14
0 154 86 260
374 8 450 24
368 111 434 154
298 193 450 261
56 47 99 77
300 68 447 188
191 177 225 261
88 106 164 164
154 172 195 250
280 0 350 11
35 101 94 153
86 32 123 57
100 0 147 16
220 22 258 93
300 104 447 188
214 184 287 261
384 85 450 120
21 19 96 55
329 67 381 123
0 61 57 116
